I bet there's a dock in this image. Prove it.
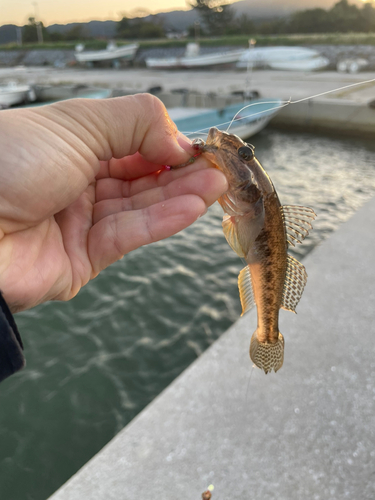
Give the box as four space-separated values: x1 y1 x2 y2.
48 191 375 497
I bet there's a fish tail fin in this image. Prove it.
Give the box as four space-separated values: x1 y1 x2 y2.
249 331 284 374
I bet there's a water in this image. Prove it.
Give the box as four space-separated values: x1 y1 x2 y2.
1 128 375 500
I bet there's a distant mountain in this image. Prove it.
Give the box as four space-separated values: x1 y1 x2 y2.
0 0 369 45
154 10 199 31
47 20 118 38
0 25 19 45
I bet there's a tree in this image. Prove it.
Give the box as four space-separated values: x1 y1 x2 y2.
22 17 48 43
359 2 375 32
117 17 131 38
258 18 288 35
117 16 165 39
234 14 256 35
328 0 362 32
288 8 333 33
64 25 89 41
190 0 235 36
266 0 375 35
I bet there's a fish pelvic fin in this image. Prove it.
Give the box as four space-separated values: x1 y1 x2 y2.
238 265 255 315
281 205 316 248
222 215 246 258
249 331 284 374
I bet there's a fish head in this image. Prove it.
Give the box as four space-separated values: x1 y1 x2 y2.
192 127 256 188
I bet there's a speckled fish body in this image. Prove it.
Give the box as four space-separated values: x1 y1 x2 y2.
191 127 316 373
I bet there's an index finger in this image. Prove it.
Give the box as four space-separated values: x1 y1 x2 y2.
97 153 164 181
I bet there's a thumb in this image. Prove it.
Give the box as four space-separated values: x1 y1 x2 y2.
36 93 194 167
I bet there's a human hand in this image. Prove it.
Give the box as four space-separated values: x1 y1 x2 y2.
0 94 228 312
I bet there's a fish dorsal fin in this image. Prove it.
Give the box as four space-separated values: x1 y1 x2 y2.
281 205 316 248
281 254 307 313
222 215 246 258
238 265 255 316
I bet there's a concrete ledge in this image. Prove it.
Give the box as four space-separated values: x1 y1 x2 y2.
49 197 375 500
272 97 375 136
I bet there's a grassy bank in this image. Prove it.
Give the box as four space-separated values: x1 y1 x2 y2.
1 32 375 51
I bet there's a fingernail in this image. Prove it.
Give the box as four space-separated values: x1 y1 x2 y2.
176 132 194 153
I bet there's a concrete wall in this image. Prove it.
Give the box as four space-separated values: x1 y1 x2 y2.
273 98 375 135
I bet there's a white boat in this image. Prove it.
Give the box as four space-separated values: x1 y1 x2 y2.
169 98 282 141
337 58 369 74
0 82 32 108
269 56 330 71
75 42 139 63
146 42 246 69
236 46 329 71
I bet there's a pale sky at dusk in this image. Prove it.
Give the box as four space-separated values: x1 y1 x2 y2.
1 0 371 27
1 0 193 26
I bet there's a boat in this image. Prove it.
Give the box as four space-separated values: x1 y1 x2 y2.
168 98 282 140
236 46 330 71
25 88 113 107
337 58 369 74
74 42 139 64
0 82 33 108
0 85 113 110
269 56 330 71
145 42 246 69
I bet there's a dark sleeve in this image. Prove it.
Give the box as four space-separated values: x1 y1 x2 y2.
0 291 25 383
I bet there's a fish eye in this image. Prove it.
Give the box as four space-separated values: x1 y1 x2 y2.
237 146 254 161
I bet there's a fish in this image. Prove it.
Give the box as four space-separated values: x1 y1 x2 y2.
189 127 316 374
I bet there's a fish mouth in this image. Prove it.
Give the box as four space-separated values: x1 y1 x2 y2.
192 137 206 152
192 127 220 153
207 127 220 144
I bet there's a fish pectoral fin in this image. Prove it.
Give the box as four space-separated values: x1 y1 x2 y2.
281 254 308 313
238 265 256 316
281 205 316 248
222 215 246 258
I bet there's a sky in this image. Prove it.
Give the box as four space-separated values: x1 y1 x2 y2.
0 0 371 27
1 0 193 26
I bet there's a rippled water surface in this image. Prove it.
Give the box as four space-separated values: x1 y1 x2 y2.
1 129 375 500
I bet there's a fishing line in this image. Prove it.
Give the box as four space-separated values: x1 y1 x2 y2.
178 100 291 137
177 77 375 138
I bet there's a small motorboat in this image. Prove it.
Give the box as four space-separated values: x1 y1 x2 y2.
74 42 139 64
146 43 246 69
0 82 33 108
169 98 282 140
237 46 329 71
